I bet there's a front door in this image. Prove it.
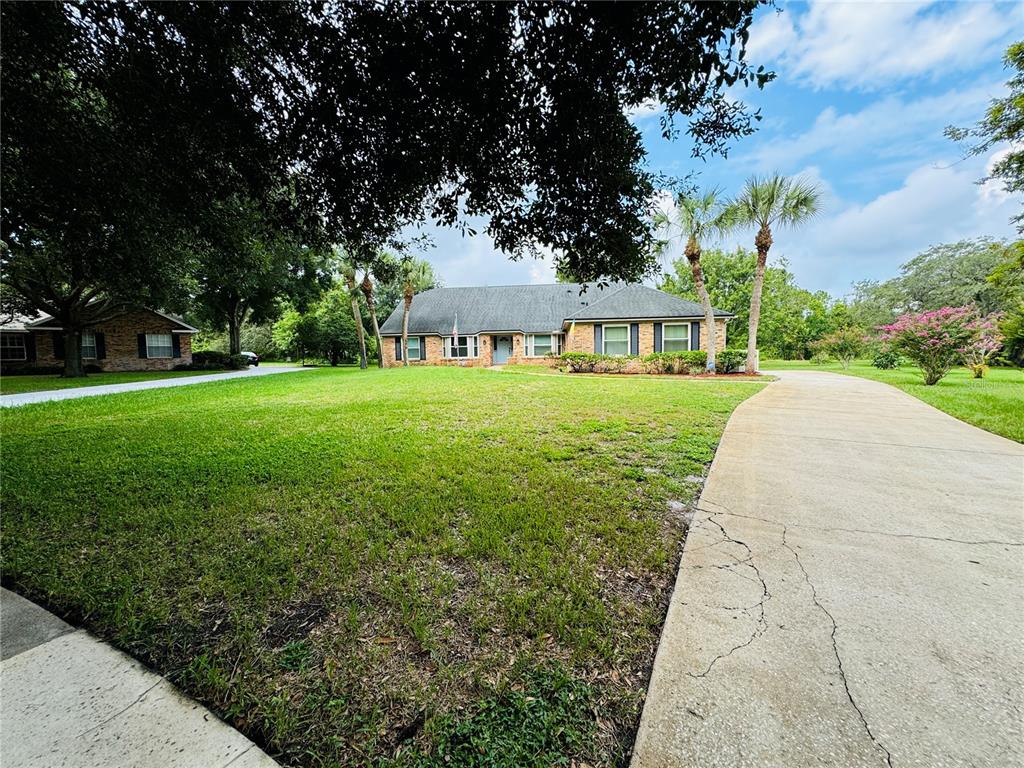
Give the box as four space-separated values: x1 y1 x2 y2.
493 336 512 364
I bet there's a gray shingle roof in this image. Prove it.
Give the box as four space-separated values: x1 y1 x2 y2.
378 283 732 336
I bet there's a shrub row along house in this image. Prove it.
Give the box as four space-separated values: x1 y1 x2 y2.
0 308 198 372
379 283 731 367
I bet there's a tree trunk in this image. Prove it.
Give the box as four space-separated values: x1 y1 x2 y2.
361 273 383 368
401 291 413 368
746 224 773 374
227 299 245 355
61 327 85 378
686 237 716 373
345 273 368 369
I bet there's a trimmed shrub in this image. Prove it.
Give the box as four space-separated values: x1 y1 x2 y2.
715 349 746 373
872 349 901 370
176 350 248 371
642 350 707 375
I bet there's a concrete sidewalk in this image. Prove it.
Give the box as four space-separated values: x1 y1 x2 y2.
0 365 313 407
0 588 277 768
632 370 1024 768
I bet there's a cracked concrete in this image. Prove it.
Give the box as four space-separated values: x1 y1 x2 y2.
631 370 1024 768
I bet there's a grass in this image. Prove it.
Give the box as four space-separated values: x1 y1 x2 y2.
1 366 764 767
0 369 235 395
762 359 1024 443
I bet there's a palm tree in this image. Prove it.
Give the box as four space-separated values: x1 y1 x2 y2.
359 252 399 368
653 189 731 372
728 174 822 373
340 260 369 369
399 258 433 367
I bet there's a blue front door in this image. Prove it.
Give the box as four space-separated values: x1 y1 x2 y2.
494 336 512 364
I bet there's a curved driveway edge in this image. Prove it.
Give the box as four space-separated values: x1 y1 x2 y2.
632 370 1023 768
0 588 277 768
0 365 314 408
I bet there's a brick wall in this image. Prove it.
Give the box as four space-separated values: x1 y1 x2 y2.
382 334 492 368
380 318 728 368
28 310 193 372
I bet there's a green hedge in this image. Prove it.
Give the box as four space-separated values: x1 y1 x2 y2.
175 350 249 371
560 349 749 375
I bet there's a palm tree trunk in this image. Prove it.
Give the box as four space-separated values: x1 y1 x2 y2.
345 272 368 369
746 223 773 374
686 237 716 373
361 273 383 368
401 291 412 368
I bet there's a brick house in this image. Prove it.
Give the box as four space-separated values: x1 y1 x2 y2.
378 283 731 368
0 307 198 372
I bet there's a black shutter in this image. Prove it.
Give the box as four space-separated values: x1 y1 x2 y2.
653 323 663 353
690 322 700 351
593 324 603 354
172 334 181 358
25 334 37 362
95 332 106 359
419 336 426 360
394 337 402 361
630 323 639 356
52 331 65 359
137 334 148 358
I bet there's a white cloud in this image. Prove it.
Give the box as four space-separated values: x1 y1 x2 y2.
748 1 1018 91
748 80 1004 172
719 150 1020 295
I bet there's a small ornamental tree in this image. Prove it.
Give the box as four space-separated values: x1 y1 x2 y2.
877 306 981 385
813 327 866 369
961 313 1004 378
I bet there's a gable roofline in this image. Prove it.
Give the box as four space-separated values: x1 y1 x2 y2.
25 306 199 333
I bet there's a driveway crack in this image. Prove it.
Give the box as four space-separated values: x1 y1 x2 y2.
780 525 895 768
688 514 771 678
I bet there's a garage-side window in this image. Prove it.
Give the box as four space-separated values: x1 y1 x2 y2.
0 334 26 361
146 333 173 358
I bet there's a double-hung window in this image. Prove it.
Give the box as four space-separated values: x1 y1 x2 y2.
526 334 559 357
406 336 421 361
80 331 97 359
146 333 173 358
603 325 629 356
663 323 690 352
0 334 26 361
444 335 477 358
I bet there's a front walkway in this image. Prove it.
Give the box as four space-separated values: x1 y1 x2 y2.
0 588 276 767
0 365 313 408
632 370 1023 768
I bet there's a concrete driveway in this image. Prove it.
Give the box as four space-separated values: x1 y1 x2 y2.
633 370 1023 768
0 365 313 407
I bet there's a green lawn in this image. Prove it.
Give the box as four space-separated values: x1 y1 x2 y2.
762 359 1024 443
0 369 233 395
1 367 764 767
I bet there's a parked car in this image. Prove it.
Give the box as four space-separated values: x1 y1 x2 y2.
240 351 260 367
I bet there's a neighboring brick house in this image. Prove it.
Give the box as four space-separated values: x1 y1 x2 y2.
0 307 198 372
378 283 731 368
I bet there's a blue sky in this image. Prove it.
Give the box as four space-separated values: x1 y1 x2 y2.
415 1 1023 298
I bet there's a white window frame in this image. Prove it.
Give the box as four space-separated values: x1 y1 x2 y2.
662 322 691 353
0 334 26 361
406 336 420 361
526 333 560 357
444 335 478 359
602 324 630 356
146 332 173 359
81 330 97 359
